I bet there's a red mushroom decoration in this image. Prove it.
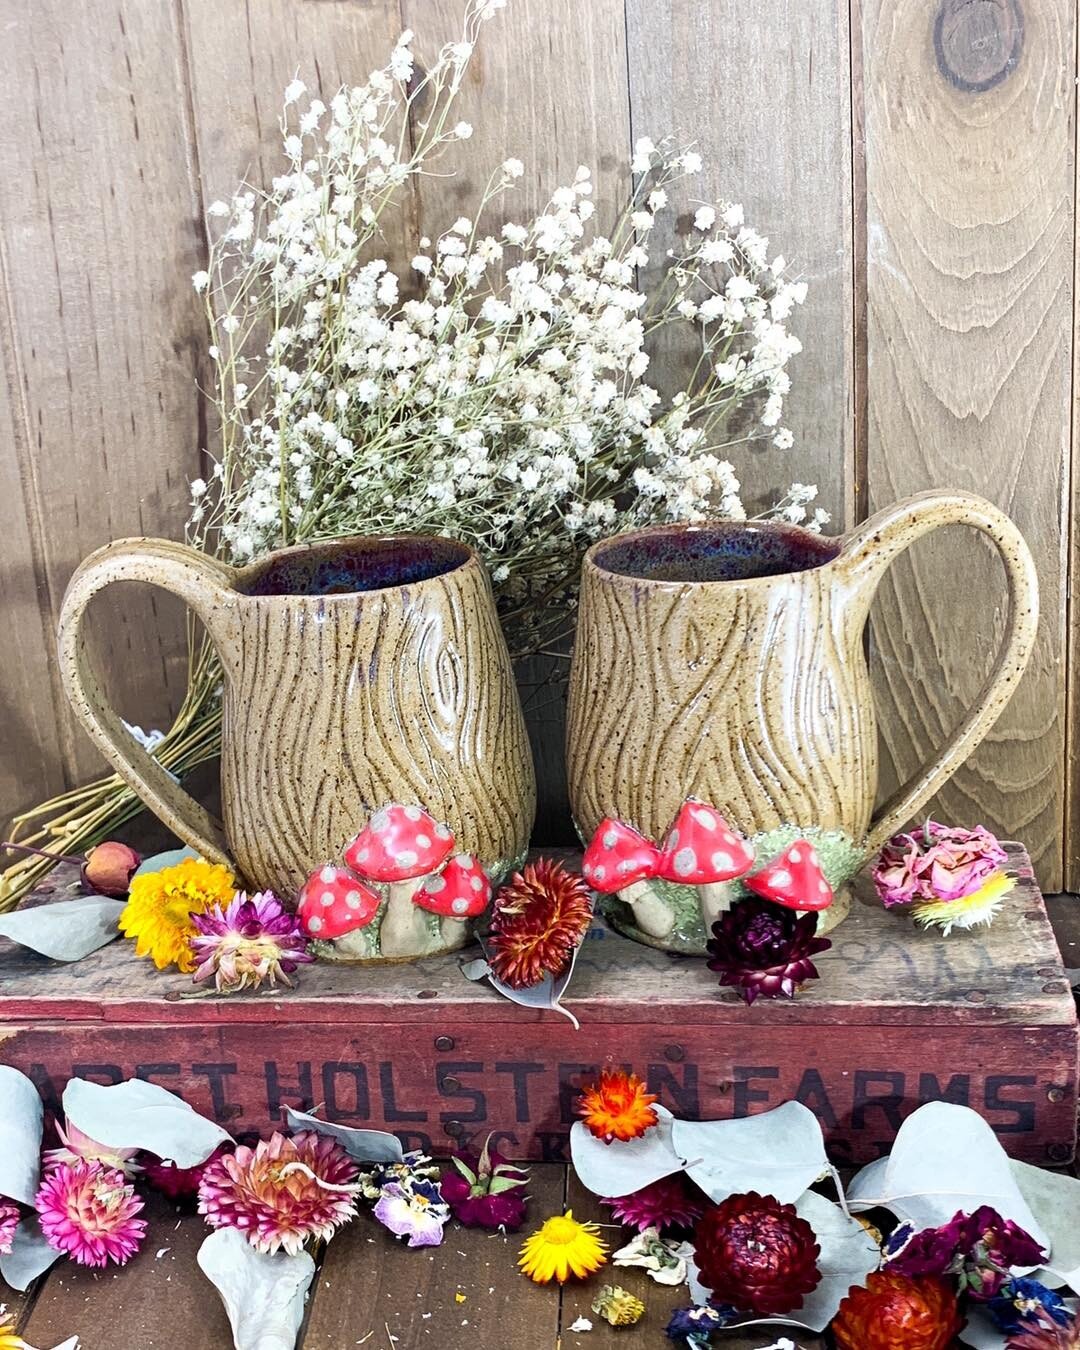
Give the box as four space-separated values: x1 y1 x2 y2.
658 799 755 928
345 804 455 957
582 818 673 938
744 839 834 912
297 865 381 947
414 852 492 949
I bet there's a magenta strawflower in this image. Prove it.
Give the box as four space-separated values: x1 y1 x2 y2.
872 821 1008 909
142 1143 232 1200
0 1199 19 1254
198 1130 358 1254
189 890 313 994
35 1160 146 1268
601 1173 704 1234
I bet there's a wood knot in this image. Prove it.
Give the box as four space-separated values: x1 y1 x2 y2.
934 0 1024 92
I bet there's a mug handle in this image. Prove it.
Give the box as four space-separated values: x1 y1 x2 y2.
57 538 238 869
833 491 1040 856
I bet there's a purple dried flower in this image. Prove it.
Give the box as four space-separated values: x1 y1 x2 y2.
189 890 313 994
441 1137 529 1231
706 898 830 1004
886 1206 1046 1300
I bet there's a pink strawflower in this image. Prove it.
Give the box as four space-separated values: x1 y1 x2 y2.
35 1160 146 1268
601 1173 705 1234
142 1143 232 1201
872 821 1008 909
198 1130 358 1255
0 1199 19 1254
43 1119 140 1178
189 890 313 994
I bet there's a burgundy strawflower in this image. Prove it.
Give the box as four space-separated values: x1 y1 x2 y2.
441 1137 529 1231
142 1143 233 1201
887 1206 1046 1300
0 1199 19 1254
189 890 313 994
693 1190 821 1315
35 1160 146 1268
706 898 830 1004
601 1174 704 1234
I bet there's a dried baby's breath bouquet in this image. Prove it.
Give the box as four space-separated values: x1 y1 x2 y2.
3 0 822 905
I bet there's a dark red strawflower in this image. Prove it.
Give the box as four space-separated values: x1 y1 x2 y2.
486 858 592 989
440 1137 529 1231
887 1206 1046 1300
601 1173 704 1234
142 1143 233 1201
706 898 830 1004
693 1190 820 1315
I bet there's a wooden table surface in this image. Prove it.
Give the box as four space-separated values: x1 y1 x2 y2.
4 896 1078 1349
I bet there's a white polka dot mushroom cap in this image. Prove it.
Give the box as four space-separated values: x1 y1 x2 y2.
344 802 456 882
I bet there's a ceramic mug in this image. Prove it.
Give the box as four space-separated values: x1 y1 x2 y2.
566 491 1039 952
58 534 536 959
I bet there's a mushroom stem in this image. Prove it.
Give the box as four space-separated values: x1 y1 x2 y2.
378 879 435 957
439 917 471 950
618 880 675 939
698 880 735 931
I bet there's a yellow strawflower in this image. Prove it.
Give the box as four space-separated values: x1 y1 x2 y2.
518 1210 607 1284
0 1309 26 1350
912 870 1015 937
119 858 236 972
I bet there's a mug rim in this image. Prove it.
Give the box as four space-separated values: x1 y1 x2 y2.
232 531 478 600
584 519 842 587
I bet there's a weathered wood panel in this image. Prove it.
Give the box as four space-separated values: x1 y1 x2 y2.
0 0 205 804
860 0 1073 889
624 0 855 526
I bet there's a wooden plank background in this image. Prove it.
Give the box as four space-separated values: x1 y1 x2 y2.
0 0 1076 887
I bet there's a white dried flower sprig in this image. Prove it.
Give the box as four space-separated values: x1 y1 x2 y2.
190 9 821 654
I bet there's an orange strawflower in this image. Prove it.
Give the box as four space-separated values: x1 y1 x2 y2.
832 1270 963 1350
578 1067 659 1143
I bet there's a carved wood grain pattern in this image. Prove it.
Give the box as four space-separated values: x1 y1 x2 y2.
222 557 535 896
566 560 875 847
624 0 856 525
0 0 205 814
860 0 1072 888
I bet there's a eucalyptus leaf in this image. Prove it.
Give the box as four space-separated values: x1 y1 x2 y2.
0 896 124 962
461 947 582 1029
63 1078 232 1169
688 1191 879 1334
1011 1159 1080 1288
846 1103 1048 1251
133 847 198 876
0 1066 44 1205
671 1102 829 1207
570 1105 684 1197
198 1228 314 1350
0 1216 62 1291
282 1108 403 1164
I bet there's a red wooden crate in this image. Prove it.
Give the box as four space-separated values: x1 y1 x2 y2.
0 845 1075 1165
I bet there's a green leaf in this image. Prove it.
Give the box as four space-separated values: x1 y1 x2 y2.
488 1174 528 1195
451 1156 478 1186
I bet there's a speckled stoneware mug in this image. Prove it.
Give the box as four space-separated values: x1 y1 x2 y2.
58 534 536 960
566 491 1039 953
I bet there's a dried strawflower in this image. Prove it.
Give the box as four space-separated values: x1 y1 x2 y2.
602 1173 703 1234
885 1206 1046 1300
198 1130 358 1254
911 870 1014 936
0 1310 26 1350
1007 1307 1080 1348
373 1178 449 1248
0 1202 19 1255
81 841 141 897
832 1271 964 1350
189 890 312 993
990 1279 1073 1335
693 1190 820 1316
872 820 1008 909
592 1284 645 1327
518 1210 608 1284
35 1160 146 1268
612 1226 691 1285
119 857 237 972
142 1144 232 1200
578 1067 659 1144
706 898 830 1004
487 858 592 988
43 1120 140 1178
441 1137 529 1231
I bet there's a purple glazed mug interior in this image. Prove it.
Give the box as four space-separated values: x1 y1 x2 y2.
591 521 841 584
236 535 472 598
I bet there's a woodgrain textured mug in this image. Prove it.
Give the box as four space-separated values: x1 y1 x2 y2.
58 534 536 957
566 491 1039 952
